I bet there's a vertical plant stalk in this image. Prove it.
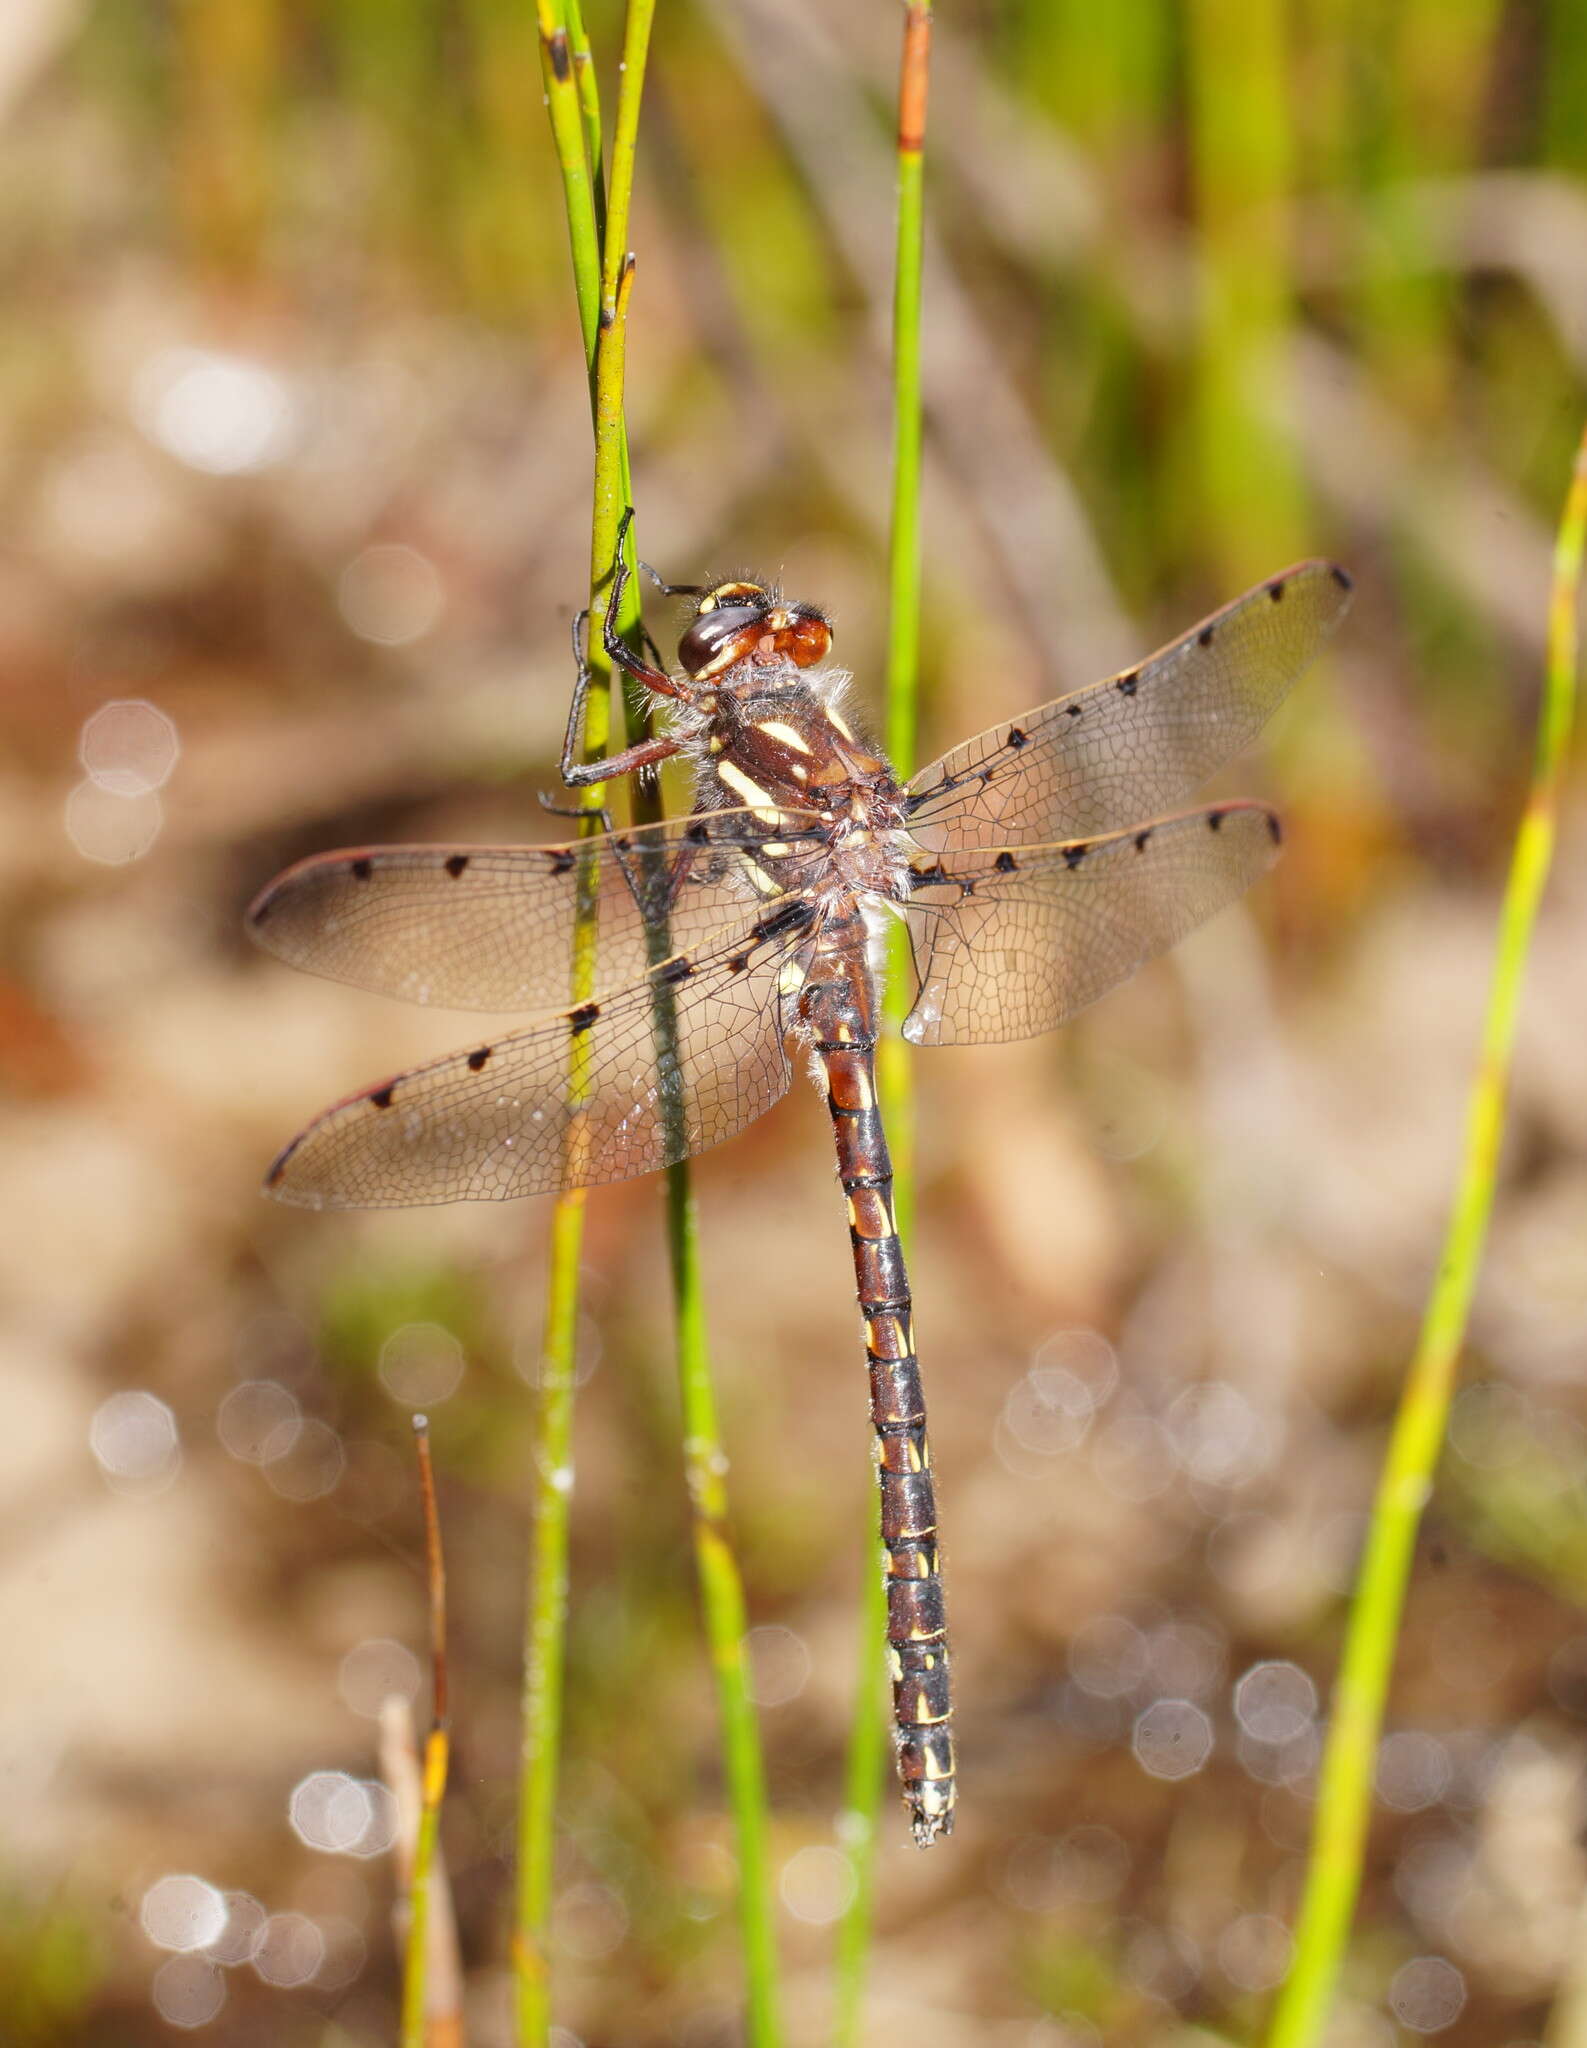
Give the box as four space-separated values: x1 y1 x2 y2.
834 6 932 2040
604 9 783 2026
515 11 619 2040
1266 426 1587 2048
536 0 602 367
403 1413 454 2048
521 7 781 2042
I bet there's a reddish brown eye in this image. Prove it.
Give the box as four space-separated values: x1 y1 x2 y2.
787 614 832 667
678 602 767 678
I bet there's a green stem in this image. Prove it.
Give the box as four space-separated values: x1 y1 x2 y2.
515 1191 586 2045
600 0 654 316
517 10 630 2040
521 7 781 2041
666 1166 784 2046
834 6 932 2039
402 1732 448 2048
563 0 606 247
602 30 782 2032
1264 424 1587 2048
403 1415 450 2048
535 0 601 370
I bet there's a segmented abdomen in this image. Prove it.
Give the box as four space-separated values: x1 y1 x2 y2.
797 913 955 1845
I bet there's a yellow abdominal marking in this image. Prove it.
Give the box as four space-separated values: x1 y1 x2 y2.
825 706 856 742
717 759 782 819
758 720 812 752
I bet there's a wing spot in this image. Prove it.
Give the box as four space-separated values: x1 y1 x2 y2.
445 854 469 878
1116 671 1139 696
369 1085 395 1109
1063 843 1089 869
1266 812 1283 845
1267 579 1286 602
466 1046 491 1071
1134 828 1152 851
1331 563 1353 591
754 897 817 941
569 1003 600 1033
1007 725 1028 749
548 848 575 874
657 956 695 986
1198 626 1214 648
1065 703 1083 720
351 858 373 881
686 819 712 843
728 952 752 974
1208 810 1225 831
994 851 1017 873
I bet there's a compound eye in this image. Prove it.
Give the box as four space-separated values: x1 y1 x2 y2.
678 601 767 678
785 611 832 667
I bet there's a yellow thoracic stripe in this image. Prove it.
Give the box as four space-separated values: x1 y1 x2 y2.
757 719 812 752
716 759 781 820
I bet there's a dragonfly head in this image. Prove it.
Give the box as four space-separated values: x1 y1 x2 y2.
678 582 832 681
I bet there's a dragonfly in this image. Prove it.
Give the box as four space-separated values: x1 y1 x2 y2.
249 518 1351 1846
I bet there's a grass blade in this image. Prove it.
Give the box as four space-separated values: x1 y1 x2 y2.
606 23 784 2030
402 1414 452 2048
515 8 620 2039
1264 422 1587 2048
521 7 780 2039
834 5 932 2038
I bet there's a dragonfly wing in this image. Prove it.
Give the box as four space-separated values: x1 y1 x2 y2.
247 807 827 1013
264 898 820 1208
907 561 1350 850
901 802 1282 1047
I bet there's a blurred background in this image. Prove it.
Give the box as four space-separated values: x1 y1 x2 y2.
4 2 1587 2043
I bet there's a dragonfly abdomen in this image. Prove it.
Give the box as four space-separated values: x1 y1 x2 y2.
799 923 956 1845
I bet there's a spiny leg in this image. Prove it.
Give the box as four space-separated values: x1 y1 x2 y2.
559 598 682 791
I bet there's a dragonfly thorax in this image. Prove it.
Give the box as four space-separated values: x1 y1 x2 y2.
685 659 907 832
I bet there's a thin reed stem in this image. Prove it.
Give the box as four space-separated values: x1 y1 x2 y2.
535 0 601 369
520 7 780 2040
562 0 606 245
516 11 620 2035
403 1414 451 2048
1265 424 1587 2048
665 1166 784 2044
515 1193 586 2044
601 15 783 2024
834 6 932 2038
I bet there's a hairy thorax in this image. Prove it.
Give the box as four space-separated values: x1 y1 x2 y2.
669 656 914 909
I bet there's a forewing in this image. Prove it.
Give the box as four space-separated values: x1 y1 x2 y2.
247 807 827 1013
907 561 1350 850
264 900 819 1208
901 803 1282 1047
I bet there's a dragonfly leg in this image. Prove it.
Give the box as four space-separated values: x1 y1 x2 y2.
560 597 684 790
638 557 704 601
599 507 688 697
